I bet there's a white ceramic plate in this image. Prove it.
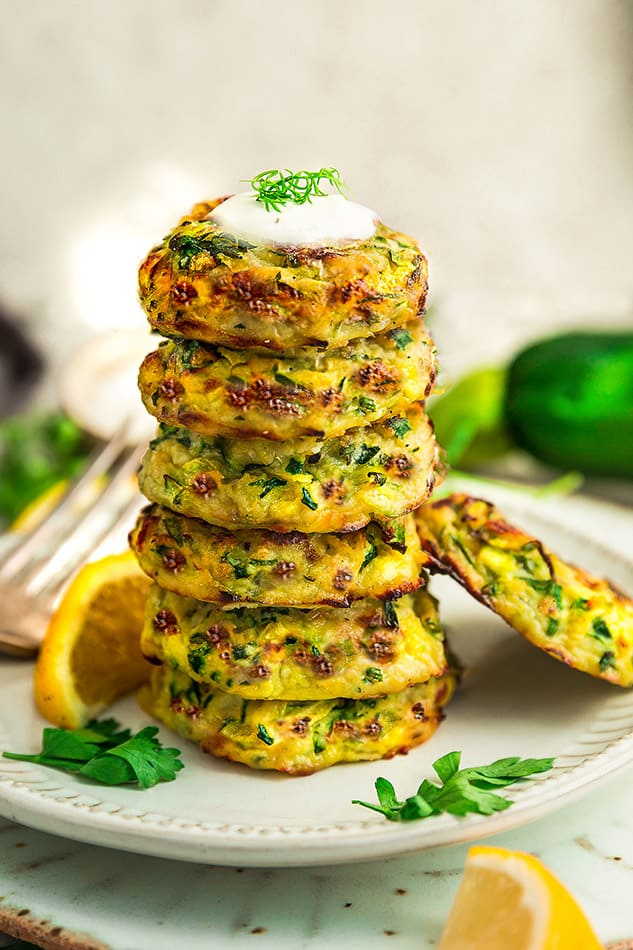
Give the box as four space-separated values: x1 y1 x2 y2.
1 487 633 868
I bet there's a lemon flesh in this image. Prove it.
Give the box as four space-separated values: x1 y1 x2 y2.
439 846 601 950
34 551 151 728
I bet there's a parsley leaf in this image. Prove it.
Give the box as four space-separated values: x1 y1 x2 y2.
352 751 554 822
3 719 184 790
80 727 184 789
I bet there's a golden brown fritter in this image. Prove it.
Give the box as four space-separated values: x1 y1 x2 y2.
416 493 633 686
141 585 448 700
138 320 435 442
130 505 427 607
139 405 441 533
138 665 458 774
138 198 428 352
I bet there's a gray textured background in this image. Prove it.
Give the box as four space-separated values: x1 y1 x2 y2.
1 0 632 388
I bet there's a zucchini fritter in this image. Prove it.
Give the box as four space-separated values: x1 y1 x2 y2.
130 505 427 607
138 665 457 774
138 198 428 352
138 321 435 441
416 493 633 687
139 406 440 533
142 585 447 700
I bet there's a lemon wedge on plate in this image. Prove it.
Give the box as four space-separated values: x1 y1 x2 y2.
34 550 151 729
438 845 601 949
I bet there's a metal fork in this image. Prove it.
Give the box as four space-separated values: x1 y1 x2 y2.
0 428 145 658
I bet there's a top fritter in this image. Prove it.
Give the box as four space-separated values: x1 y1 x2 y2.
138 197 428 352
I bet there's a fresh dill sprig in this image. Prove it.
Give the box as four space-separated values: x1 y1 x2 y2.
248 168 346 212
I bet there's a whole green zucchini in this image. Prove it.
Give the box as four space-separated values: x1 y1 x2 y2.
506 332 633 477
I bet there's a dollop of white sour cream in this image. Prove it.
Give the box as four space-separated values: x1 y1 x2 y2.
208 192 377 247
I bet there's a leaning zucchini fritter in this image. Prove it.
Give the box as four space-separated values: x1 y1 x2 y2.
416 493 633 687
138 320 435 441
138 198 428 352
142 585 447 700
130 505 427 607
139 406 441 533
138 666 457 774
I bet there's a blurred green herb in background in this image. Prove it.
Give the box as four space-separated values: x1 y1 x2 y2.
0 412 91 526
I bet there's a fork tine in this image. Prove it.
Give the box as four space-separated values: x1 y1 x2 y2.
36 495 145 608
24 444 144 596
0 421 134 580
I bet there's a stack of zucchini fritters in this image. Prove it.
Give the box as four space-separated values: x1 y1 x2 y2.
130 197 458 774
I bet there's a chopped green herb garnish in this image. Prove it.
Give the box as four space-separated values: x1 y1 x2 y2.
179 340 203 368
249 168 345 213
385 522 406 549
3 719 184 789
363 667 384 684
522 578 563 609
352 751 554 822
222 552 249 579
599 651 616 673
388 417 412 439
188 647 207 674
353 444 381 465
592 618 612 641
368 471 386 486
358 396 377 414
545 617 559 637
164 516 184 546
169 231 254 268
285 458 304 475
571 598 590 610
360 543 378 571
383 601 399 628
257 724 274 746
390 328 413 350
249 476 287 498
162 474 184 506
301 487 319 510
274 372 298 388
450 534 475 568
481 582 500 598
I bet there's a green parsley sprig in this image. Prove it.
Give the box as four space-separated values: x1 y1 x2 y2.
3 718 184 789
249 168 345 212
353 751 554 821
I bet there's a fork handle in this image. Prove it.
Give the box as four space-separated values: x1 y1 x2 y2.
0 631 40 659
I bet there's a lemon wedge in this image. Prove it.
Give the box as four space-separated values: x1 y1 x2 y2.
438 845 601 950
34 550 152 729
